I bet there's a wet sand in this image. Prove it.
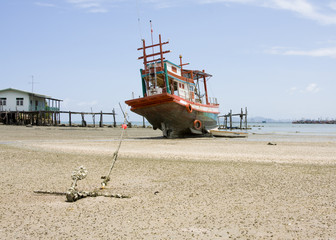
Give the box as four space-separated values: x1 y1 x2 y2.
0 125 335 239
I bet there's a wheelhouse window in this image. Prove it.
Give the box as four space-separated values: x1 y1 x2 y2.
0 98 6 106
16 98 24 106
171 66 177 73
178 83 185 89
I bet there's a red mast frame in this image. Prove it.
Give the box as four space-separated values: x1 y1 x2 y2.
137 34 170 72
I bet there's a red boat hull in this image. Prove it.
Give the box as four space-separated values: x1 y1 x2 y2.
125 93 219 137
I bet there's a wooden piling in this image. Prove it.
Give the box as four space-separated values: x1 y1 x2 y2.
113 108 116 127
240 108 243 129
245 107 248 129
38 111 41 126
229 109 232 130
69 111 71 126
54 112 57 126
217 107 248 130
81 113 86 127
99 111 103 127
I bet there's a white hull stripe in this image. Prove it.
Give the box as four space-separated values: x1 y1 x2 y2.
179 100 218 113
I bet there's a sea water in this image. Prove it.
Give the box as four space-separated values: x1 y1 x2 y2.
67 120 336 139
249 122 336 135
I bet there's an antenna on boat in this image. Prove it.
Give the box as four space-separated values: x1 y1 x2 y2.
150 20 154 54
136 0 143 40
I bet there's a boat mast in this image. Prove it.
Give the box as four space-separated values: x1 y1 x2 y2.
150 20 157 89
196 75 201 103
137 33 170 95
202 70 209 105
179 55 189 73
141 39 149 91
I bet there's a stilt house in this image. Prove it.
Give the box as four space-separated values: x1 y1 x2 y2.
0 88 62 112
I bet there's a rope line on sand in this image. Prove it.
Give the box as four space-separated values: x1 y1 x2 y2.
100 107 128 188
34 107 130 202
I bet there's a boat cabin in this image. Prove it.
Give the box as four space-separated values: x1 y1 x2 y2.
138 35 218 106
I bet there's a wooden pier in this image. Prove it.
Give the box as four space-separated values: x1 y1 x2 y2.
0 109 117 127
218 107 248 130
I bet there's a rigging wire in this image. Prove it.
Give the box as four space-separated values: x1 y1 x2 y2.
136 0 143 40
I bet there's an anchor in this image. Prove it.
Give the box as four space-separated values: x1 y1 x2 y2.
34 107 130 202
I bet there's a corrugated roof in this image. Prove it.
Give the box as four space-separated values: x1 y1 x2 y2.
0 88 63 101
182 69 213 79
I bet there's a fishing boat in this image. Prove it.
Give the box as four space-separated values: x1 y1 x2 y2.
125 34 219 138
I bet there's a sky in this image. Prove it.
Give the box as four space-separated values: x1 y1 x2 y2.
1 0 336 122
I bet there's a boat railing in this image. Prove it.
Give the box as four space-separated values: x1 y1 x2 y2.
206 97 218 105
147 86 163 96
209 97 218 105
143 67 163 75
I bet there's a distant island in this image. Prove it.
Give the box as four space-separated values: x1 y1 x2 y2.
232 116 336 124
248 117 291 123
292 120 336 124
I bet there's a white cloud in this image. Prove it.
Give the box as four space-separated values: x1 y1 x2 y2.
287 84 320 95
288 86 298 95
77 3 100 8
271 0 336 25
142 0 179 9
201 0 255 3
284 47 336 58
62 0 336 17
265 46 291 55
200 0 336 25
38 0 336 17
267 46 336 58
88 8 109 12
34 2 57 8
305 83 320 93
66 0 110 13
329 1 336 10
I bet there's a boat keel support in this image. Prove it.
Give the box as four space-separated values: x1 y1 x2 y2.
161 122 172 138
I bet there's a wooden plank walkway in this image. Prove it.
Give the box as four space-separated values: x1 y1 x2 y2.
0 109 117 127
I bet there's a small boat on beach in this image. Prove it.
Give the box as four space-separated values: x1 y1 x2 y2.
125 34 219 138
210 129 248 138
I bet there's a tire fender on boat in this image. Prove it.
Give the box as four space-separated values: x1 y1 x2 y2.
186 104 193 113
193 120 202 130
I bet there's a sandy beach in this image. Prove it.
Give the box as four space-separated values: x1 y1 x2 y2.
0 124 335 239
